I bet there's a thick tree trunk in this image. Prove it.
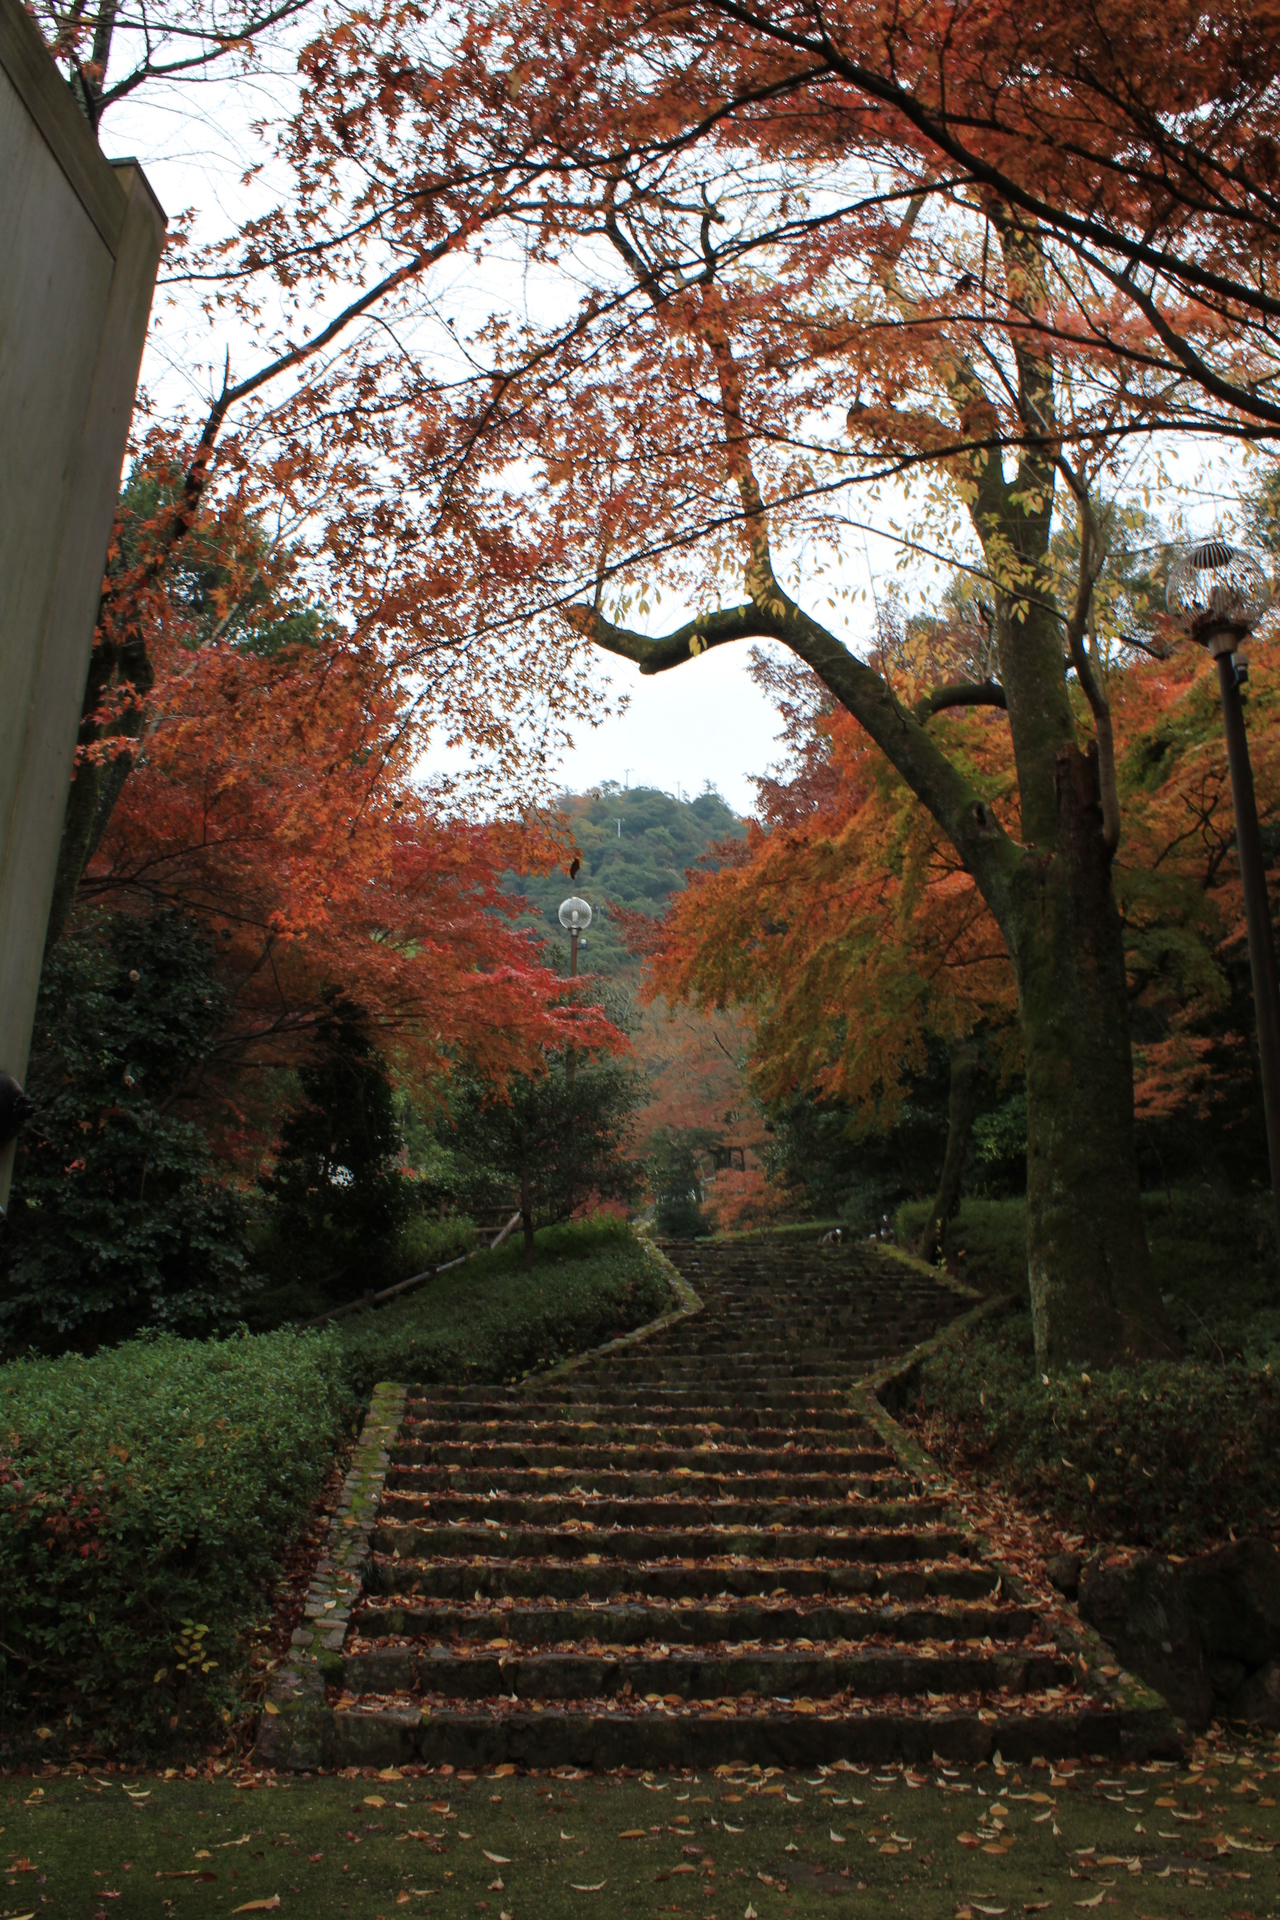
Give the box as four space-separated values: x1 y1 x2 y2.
1009 746 1177 1370
915 1036 981 1265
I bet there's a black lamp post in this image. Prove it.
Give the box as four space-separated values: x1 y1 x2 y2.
558 895 592 1085
1167 539 1280 1239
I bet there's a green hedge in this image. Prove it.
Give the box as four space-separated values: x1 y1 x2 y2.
0 1327 344 1758
895 1197 1029 1297
917 1311 1280 1551
336 1217 669 1397
895 1189 1280 1365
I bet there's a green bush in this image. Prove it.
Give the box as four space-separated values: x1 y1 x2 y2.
390 1211 479 1279
0 1327 344 1758
895 1195 1030 1296
916 1310 1280 1551
336 1217 668 1397
896 1186 1280 1363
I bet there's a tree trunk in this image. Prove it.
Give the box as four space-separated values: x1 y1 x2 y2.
43 625 155 959
520 1129 535 1270
915 1036 981 1265
1009 746 1177 1370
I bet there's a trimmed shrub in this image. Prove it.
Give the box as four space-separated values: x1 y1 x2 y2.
0 1327 344 1757
390 1212 479 1279
895 1195 1029 1297
916 1311 1280 1552
336 1217 668 1397
897 1188 1280 1363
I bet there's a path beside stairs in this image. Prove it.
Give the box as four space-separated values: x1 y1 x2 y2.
312 1235 1178 1769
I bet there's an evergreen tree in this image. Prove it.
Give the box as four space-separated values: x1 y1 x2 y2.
260 997 409 1290
0 910 251 1353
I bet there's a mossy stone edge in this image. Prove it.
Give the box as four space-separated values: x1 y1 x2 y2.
254 1378 406 1770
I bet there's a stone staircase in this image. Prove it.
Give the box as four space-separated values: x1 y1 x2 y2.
322 1236 1174 1769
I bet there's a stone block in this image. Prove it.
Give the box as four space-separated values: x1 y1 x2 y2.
1079 1553 1212 1728
1227 1659 1280 1729
1181 1538 1280 1668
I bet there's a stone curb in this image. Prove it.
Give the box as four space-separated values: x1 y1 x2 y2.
531 1225 703 1382
254 1379 405 1770
867 1290 1020 1412
636 1222 703 1314
870 1236 988 1304
853 1312 1183 1763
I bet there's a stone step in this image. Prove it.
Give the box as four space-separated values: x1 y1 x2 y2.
390 1443 899 1474
356 1599 1040 1646
331 1699 1148 1771
386 1467 914 1499
404 1405 886 1436
371 1521 972 1563
377 1491 944 1529
369 1559 996 1603
340 1643 1073 1701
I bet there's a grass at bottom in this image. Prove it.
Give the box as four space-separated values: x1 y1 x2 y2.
6 1750 1280 1920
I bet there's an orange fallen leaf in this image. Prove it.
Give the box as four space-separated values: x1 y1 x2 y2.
231 1899 281 1913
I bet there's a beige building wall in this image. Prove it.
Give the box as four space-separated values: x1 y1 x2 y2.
0 0 165 1204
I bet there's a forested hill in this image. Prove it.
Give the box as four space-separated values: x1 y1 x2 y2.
508 783 747 976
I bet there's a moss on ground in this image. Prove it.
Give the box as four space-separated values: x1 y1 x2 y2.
7 1749 1279 1918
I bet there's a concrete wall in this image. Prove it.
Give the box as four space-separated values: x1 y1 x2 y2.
0 0 165 1205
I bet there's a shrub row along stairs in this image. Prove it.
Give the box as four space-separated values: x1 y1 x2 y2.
329 1237 1172 1769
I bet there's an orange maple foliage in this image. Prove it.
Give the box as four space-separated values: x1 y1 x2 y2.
626 996 784 1230
1113 644 1280 1134
643 656 1020 1131
642 639 1280 1155
80 547 623 1162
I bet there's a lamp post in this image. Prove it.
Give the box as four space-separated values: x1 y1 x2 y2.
1167 540 1280 1234
558 895 592 1085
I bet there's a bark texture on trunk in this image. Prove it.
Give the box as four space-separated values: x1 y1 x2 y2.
915 1035 981 1265
1011 746 1177 1369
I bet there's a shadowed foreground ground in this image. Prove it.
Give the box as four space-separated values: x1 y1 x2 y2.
7 1748 1278 1919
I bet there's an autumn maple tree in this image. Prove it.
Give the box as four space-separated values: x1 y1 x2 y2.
70 477 624 1152
316 0 1271 1365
